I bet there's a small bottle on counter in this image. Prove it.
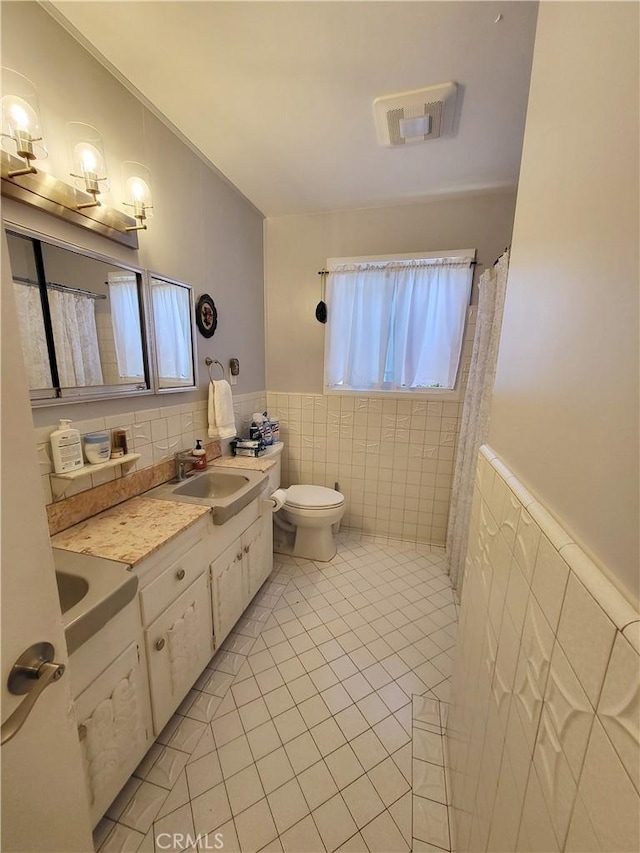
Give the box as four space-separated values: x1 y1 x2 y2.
192 439 207 470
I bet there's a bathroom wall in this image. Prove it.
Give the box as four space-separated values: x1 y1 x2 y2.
447 446 640 852
264 191 515 542
487 1 639 606
265 191 517 395
265 331 474 546
2 2 266 442
34 392 267 509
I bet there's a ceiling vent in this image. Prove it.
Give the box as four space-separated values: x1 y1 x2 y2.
373 82 458 147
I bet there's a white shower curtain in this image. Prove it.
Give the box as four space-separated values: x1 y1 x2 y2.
48 289 104 387
12 283 52 390
446 249 510 594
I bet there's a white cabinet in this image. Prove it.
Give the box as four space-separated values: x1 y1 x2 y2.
144 572 214 733
75 639 153 828
246 509 274 600
66 487 275 829
211 542 246 647
210 507 273 646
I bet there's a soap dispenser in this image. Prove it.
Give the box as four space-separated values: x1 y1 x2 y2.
50 419 84 474
192 439 207 471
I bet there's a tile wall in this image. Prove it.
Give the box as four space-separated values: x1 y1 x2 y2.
266 393 462 547
265 305 476 547
34 391 267 506
447 444 640 852
35 305 477 543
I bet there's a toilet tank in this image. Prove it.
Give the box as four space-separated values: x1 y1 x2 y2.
262 443 283 492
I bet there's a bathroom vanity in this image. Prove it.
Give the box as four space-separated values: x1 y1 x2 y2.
51 464 274 827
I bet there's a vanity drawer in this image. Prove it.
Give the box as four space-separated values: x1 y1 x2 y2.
139 541 205 625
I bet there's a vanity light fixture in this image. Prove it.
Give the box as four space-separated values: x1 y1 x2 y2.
123 161 153 231
68 122 109 209
1 68 48 177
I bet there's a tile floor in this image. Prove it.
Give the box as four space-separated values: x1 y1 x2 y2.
94 534 458 853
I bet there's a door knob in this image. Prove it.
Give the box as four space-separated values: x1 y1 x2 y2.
1 642 65 746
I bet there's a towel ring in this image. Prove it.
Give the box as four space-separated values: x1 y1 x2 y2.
205 357 225 381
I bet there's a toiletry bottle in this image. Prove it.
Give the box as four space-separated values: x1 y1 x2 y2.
252 412 267 444
112 428 128 456
249 420 261 441
50 419 84 474
192 439 207 470
261 411 273 445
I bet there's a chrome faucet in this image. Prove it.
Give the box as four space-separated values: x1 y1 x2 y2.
174 451 197 481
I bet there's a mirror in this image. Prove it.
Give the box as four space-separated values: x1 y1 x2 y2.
6 228 150 403
148 274 197 391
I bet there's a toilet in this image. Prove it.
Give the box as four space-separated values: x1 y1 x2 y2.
263 443 345 562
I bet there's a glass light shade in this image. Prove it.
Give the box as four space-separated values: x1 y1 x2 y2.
1 68 47 161
67 122 109 196
123 161 153 219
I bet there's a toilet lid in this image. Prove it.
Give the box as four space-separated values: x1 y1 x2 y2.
285 485 345 509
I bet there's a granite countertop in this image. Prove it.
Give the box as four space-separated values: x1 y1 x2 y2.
210 455 277 474
50 456 275 566
50 497 210 566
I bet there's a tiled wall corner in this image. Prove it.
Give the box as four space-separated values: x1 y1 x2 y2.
447 444 640 852
264 310 474 548
265 392 462 546
35 391 267 532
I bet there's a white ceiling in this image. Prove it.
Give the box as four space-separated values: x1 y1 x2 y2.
48 1 539 217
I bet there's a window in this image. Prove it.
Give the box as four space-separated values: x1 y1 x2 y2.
324 250 474 394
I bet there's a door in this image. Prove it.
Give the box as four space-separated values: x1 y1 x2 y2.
1 231 93 852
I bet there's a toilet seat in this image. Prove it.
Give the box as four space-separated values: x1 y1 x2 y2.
285 484 345 510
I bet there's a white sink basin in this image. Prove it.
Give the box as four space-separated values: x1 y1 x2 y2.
173 471 249 500
144 466 267 524
53 550 138 654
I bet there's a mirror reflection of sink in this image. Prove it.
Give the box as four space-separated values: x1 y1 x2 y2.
55 570 90 614
144 466 267 524
173 472 249 500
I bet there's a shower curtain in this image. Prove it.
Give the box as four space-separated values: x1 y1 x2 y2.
446 249 510 594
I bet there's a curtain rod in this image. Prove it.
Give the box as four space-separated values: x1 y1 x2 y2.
12 275 107 300
317 260 479 275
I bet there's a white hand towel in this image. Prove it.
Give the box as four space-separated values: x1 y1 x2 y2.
208 379 236 439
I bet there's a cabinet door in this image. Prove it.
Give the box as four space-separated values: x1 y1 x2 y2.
245 509 274 601
211 541 246 647
145 572 214 734
75 640 153 828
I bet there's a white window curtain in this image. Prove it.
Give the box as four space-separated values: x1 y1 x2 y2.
48 288 104 387
108 273 144 379
151 282 192 384
446 249 510 595
12 283 52 390
325 257 473 392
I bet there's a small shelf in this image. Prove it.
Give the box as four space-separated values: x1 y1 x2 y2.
50 453 141 481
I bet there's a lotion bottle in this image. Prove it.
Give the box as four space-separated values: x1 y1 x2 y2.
50 419 84 474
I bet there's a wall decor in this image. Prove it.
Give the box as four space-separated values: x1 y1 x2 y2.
195 293 217 338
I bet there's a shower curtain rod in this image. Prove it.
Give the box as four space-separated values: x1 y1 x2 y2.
12 275 107 300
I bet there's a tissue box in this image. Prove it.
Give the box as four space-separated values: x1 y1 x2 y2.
231 438 265 458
